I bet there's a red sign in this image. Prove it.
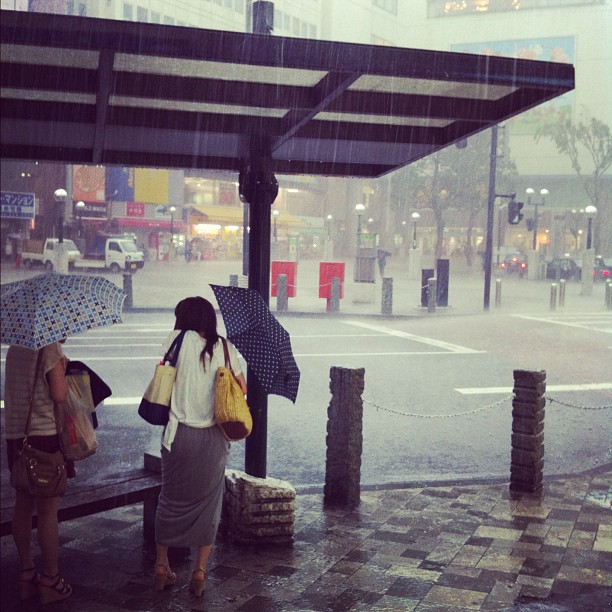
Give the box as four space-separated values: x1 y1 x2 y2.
271 261 297 298
126 202 145 217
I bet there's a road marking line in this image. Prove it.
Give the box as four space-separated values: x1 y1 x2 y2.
457 383 612 395
512 314 612 333
344 320 481 353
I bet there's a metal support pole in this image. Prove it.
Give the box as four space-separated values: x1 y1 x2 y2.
229 274 238 287
328 277 340 312
276 274 288 312
427 277 436 313
381 277 393 315
549 283 557 311
558 279 566 308
495 278 502 307
122 272 133 309
483 125 497 311
606 280 612 310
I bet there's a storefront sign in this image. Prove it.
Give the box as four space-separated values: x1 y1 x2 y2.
1 191 35 219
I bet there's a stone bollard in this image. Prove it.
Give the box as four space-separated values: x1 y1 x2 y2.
606 281 612 310
229 274 238 287
427 277 436 313
221 470 296 545
495 278 502 307
558 279 566 307
324 367 364 508
328 277 341 312
122 272 133 309
277 274 288 312
381 277 393 315
510 369 546 496
549 283 557 311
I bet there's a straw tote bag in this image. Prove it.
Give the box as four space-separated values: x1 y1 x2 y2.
215 338 252 441
138 331 186 426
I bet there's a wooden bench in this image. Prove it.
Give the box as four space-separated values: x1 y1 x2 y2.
1 453 161 541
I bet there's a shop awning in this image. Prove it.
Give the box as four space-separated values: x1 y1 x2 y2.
191 206 303 226
116 218 187 232
0 10 574 179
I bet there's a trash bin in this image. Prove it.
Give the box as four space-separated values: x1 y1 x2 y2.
319 262 345 299
271 261 297 297
354 247 377 282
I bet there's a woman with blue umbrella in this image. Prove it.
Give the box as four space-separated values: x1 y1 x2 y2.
4 340 73 604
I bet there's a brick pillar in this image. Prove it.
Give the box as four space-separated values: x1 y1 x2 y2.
510 369 546 496
324 367 364 508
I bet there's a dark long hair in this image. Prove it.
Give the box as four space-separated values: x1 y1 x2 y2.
174 297 219 369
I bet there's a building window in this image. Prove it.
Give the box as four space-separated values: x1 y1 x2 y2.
67 0 74 15
151 11 160 23
284 15 290 30
123 3 133 21
373 0 398 15
293 16 300 35
276 9 282 28
235 0 244 13
224 0 232 8
427 0 603 18
309 24 317 38
163 15 175 25
137 6 148 22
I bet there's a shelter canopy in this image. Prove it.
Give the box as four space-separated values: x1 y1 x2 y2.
1 10 574 178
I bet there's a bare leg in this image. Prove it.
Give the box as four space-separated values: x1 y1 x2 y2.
194 544 213 573
189 544 212 597
12 490 36 571
154 543 176 591
34 496 60 579
155 543 169 568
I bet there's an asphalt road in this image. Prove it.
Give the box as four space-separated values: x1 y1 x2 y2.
2 308 609 492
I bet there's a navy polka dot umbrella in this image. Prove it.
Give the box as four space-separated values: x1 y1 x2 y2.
210 284 300 403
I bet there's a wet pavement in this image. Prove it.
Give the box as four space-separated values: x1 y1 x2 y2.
1 259 610 610
1 466 610 611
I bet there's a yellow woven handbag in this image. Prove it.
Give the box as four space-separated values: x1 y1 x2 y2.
215 338 252 441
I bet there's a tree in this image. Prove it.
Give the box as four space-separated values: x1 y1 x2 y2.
535 110 611 254
388 129 514 265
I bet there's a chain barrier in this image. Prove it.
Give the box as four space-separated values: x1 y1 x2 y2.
365 394 612 418
364 394 511 418
545 396 612 410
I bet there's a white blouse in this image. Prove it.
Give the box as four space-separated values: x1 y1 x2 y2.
160 330 243 451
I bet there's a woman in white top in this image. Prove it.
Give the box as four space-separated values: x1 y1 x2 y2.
154 296 247 597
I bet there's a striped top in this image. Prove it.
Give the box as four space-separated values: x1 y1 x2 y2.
4 343 65 439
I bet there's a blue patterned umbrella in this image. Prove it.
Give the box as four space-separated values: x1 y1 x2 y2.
210 284 300 403
1 273 125 350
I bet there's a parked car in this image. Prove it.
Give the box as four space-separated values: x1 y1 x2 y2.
593 256 612 282
545 257 581 281
500 254 527 277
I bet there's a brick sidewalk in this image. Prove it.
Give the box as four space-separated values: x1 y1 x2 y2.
1 467 610 611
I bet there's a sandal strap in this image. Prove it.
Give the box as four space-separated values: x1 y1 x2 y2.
192 568 205 577
41 573 70 594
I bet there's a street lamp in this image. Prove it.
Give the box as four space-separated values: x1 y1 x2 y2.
53 188 67 243
76 200 85 238
585 205 597 250
525 188 548 251
326 214 333 239
272 209 279 242
169 205 176 236
355 203 365 253
411 212 421 249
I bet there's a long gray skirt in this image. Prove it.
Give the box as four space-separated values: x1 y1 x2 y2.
155 423 230 548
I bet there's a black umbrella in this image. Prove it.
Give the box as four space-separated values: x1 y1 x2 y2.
210 284 300 403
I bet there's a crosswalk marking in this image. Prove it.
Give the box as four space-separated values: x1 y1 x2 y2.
344 321 482 354
457 383 612 394
513 313 612 333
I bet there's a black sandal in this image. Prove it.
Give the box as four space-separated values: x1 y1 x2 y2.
38 573 72 605
19 567 38 601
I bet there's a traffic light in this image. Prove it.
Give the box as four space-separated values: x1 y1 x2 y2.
508 200 524 225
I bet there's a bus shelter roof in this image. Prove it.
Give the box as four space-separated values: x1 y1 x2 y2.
0 10 574 178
